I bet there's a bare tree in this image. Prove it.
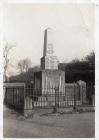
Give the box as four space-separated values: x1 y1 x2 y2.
3 42 14 81
18 58 32 73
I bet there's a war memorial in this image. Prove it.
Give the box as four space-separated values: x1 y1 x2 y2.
34 28 65 94
4 28 88 117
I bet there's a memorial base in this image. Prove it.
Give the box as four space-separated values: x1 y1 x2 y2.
34 69 65 94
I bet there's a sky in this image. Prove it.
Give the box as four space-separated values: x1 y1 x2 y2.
3 3 95 75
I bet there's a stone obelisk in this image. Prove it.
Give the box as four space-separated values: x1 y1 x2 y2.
34 28 65 95
41 28 58 70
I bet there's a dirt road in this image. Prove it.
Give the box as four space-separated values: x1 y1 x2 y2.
3 106 95 138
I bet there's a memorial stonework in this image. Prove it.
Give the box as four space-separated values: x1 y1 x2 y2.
77 80 87 104
41 28 58 70
34 28 65 93
4 28 88 117
34 70 65 93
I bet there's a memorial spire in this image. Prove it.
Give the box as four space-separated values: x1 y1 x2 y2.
41 28 58 70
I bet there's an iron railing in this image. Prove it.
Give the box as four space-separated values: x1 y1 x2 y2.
4 84 95 111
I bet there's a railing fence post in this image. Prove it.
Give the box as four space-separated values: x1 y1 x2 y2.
53 87 59 113
73 83 76 111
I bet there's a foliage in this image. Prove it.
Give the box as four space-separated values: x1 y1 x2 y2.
18 58 32 73
9 66 40 83
59 51 95 85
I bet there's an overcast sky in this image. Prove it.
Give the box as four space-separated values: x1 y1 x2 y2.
3 3 95 75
